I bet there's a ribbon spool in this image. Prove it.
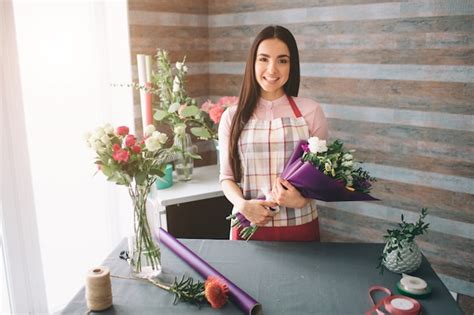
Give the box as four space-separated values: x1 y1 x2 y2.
85 266 113 311
366 285 421 315
397 275 431 298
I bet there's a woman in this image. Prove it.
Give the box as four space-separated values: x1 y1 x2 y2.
218 25 328 241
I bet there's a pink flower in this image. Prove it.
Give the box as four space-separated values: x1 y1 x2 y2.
209 106 225 124
112 149 129 163
200 100 214 113
125 135 136 147
301 143 309 152
116 126 129 136
217 96 238 107
131 144 141 154
112 143 121 152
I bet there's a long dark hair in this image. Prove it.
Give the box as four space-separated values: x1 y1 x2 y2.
229 25 300 182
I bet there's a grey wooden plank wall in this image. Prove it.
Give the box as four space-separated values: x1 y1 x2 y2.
128 0 474 305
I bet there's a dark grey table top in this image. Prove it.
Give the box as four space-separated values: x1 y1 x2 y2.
62 238 462 315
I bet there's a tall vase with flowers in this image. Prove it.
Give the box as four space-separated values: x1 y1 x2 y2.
146 49 215 180
85 123 174 278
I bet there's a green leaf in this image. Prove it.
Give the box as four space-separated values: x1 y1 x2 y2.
168 102 180 113
135 172 147 185
190 127 210 139
154 109 168 121
101 165 113 177
180 105 199 117
186 152 202 160
149 168 165 177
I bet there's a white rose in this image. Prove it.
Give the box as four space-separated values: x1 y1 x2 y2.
100 134 111 145
87 134 99 147
91 140 103 151
103 123 114 134
144 124 156 137
158 133 168 144
94 127 105 138
145 137 161 152
175 61 183 70
308 137 328 153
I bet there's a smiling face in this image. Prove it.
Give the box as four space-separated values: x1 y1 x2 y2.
254 38 290 100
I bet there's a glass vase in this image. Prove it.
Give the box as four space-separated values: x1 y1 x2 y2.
174 133 194 181
128 183 161 279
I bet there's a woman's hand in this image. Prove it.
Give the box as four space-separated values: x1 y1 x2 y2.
272 177 310 209
236 199 278 226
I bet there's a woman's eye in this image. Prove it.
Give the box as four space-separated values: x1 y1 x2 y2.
258 57 268 62
279 59 289 64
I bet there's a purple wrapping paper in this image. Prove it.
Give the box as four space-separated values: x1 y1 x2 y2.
281 140 378 202
157 228 261 315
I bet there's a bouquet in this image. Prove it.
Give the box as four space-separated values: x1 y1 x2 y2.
229 137 377 241
201 96 238 139
85 123 175 276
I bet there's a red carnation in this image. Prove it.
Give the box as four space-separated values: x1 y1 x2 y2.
112 143 121 152
112 149 130 163
125 135 136 147
204 276 229 309
131 144 141 154
116 126 129 136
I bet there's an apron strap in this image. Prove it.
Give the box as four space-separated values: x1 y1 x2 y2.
287 95 302 118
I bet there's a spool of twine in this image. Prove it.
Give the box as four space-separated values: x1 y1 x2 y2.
85 266 113 311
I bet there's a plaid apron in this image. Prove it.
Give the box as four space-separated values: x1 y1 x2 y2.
232 96 320 241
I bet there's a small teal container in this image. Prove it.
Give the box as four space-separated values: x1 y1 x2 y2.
155 164 173 190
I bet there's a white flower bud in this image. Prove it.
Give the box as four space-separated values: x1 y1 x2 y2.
175 61 183 70
183 65 188 72
173 82 180 93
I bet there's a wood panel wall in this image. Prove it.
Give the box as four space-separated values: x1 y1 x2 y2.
128 0 473 306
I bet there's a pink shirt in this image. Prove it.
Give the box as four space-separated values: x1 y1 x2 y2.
218 94 329 182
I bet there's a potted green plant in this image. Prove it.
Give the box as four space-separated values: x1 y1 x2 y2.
377 208 430 274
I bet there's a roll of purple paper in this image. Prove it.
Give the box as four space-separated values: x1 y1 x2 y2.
157 228 262 314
